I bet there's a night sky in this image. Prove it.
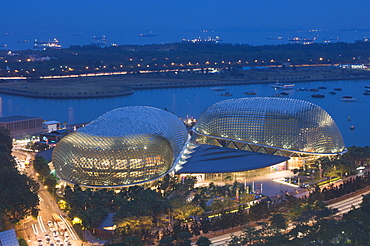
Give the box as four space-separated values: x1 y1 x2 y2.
2 0 370 34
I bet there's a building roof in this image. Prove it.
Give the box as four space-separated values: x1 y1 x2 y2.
177 144 289 174
0 115 41 123
0 229 19 246
52 106 189 188
43 120 60 125
194 97 345 155
97 212 116 231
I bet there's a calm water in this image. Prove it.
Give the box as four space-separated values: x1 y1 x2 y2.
4 79 370 147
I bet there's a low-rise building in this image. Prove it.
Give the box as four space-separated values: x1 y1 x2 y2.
0 115 43 139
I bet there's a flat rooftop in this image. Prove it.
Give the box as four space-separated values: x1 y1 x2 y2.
0 115 41 123
177 144 290 174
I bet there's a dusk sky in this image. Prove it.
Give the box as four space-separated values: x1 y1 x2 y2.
2 0 370 33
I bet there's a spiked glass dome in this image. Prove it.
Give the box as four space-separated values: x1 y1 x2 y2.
194 97 345 155
52 106 189 188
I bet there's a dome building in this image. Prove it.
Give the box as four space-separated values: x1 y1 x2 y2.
192 97 346 169
52 106 189 188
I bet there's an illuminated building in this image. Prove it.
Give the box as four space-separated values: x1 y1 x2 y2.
0 115 43 139
52 106 189 188
192 97 346 169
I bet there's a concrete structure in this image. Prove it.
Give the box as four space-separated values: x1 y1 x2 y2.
42 120 61 132
0 115 43 139
192 97 346 169
0 229 19 246
52 106 189 188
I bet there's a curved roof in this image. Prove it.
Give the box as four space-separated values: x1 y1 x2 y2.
194 97 345 155
177 144 289 174
52 106 189 188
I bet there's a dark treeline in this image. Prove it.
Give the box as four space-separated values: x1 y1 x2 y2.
0 128 39 226
2 41 370 77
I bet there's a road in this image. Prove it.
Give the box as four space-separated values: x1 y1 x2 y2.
328 189 370 215
196 188 370 246
14 149 81 246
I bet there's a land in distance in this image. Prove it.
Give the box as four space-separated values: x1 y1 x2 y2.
1 66 370 99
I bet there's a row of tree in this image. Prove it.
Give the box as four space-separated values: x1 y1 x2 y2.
0 128 39 225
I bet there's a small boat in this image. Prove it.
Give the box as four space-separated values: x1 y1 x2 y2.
271 82 295 89
210 87 226 91
334 88 342 91
350 125 355 130
365 89 370 92
310 88 319 92
280 92 289 96
318 86 327 89
221 92 232 96
341 96 356 101
363 92 370 95
328 91 337 95
365 85 370 88
244 91 257 95
312 94 325 98
296 88 306 91
272 94 282 97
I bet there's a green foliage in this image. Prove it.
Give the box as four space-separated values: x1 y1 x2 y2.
196 236 211 246
0 129 39 224
269 213 287 230
0 167 39 224
0 128 12 153
18 237 28 246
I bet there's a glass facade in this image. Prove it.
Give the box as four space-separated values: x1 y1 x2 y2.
52 106 189 188
194 97 345 155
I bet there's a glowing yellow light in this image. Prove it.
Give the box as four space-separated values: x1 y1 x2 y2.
72 217 82 225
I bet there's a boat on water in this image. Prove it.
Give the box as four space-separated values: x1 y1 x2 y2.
244 91 257 95
182 36 222 43
329 91 337 95
363 92 370 95
34 38 61 50
350 125 355 130
271 82 295 89
341 96 356 101
221 92 232 96
334 88 342 91
272 94 283 97
364 85 370 88
280 92 289 96
311 94 325 98
318 86 327 89
140 31 157 37
288 36 317 45
210 87 226 91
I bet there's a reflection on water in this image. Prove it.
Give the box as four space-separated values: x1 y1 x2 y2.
3 79 370 147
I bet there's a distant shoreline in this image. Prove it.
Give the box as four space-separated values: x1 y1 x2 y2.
1 68 370 99
0 86 134 99
130 75 370 90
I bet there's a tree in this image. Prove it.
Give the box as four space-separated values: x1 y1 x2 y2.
270 213 287 231
196 236 211 246
0 167 39 224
